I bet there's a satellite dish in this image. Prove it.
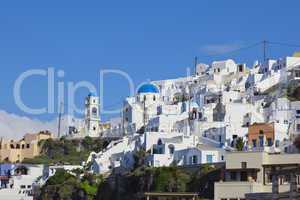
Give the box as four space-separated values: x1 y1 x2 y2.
293 51 300 57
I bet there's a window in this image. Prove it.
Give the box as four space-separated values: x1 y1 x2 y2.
239 65 243 72
259 130 264 135
252 139 257 148
206 155 213 163
168 145 175 154
26 144 30 148
267 138 273 146
240 171 248 181
16 144 20 149
157 139 162 145
153 95 156 101
92 107 97 117
241 162 247 169
275 140 280 147
22 144 25 149
230 172 237 180
285 147 288 153
297 124 300 132
259 136 264 147
192 155 198 164
198 112 202 119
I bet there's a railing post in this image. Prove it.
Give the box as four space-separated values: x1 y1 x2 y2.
290 173 297 200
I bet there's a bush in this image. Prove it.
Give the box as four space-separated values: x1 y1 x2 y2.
24 137 108 165
39 169 103 200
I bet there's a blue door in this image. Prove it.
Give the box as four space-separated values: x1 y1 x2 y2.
206 155 213 163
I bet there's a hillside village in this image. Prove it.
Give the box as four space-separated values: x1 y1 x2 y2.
1 55 300 199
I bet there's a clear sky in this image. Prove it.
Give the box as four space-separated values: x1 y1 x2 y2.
1 0 300 121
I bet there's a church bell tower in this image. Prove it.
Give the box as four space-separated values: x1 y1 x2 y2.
84 93 100 137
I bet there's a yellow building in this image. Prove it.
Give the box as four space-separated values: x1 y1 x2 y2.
0 131 52 162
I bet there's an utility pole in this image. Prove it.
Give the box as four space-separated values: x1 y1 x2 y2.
57 102 63 138
194 56 198 75
121 101 125 136
188 84 191 118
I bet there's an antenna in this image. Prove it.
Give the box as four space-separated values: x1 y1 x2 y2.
188 84 191 118
263 40 267 62
57 102 63 138
121 101 125 137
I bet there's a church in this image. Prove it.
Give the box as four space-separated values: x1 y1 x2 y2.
68 93 103 138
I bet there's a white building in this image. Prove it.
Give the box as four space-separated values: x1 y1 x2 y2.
87 55 300 176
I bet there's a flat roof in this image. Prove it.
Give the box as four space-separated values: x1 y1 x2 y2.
262 163 300 167
226 168 260 171
144 192 198 197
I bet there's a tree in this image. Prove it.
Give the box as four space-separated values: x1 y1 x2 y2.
287 81 300 101
82 136 93 150
24 137 108 165
39 169 101 200
188 165 222 199
133 149 147 169
153 167 190 192
235 137 244 151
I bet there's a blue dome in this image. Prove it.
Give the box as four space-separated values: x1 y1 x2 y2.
88 92 97 97
137 83 159 94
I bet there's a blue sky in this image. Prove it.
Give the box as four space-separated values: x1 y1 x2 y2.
1 0 300 121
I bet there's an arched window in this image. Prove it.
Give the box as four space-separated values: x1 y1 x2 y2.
153 95 156 101
157 139 162 145
92 107 97 117
15 166 29 175
143 95 147 101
